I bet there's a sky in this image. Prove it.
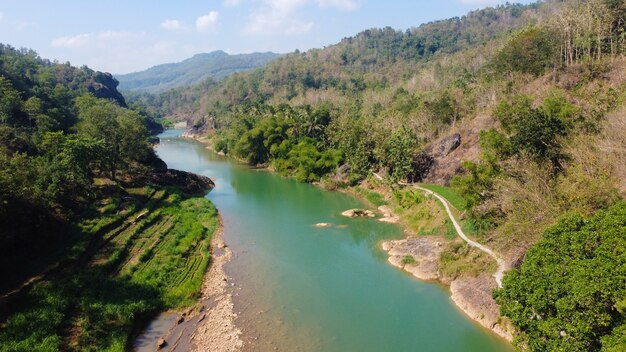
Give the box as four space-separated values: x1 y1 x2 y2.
0 0 535 74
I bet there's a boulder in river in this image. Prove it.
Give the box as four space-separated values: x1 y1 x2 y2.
341 209 376 218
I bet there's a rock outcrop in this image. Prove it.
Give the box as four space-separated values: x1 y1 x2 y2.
382 237 444 280
378 206 400 223
450 275 514 341
433 133 462 157
87 72 127 107
341 209 376 218
418 115 496 185
383 237 513 341
133 169 215 196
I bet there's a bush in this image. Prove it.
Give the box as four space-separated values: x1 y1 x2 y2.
495 202 626 352
493 26 557 76
401 255 417 265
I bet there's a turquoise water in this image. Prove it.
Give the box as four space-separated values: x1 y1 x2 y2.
156 130 512 352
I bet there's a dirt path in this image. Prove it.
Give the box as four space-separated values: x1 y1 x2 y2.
411 184 506 288
373 173 507 288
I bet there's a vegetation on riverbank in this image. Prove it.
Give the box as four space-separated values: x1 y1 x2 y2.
145 2 626 348
0 186 217 351
495 201 626 352
0 45 218 351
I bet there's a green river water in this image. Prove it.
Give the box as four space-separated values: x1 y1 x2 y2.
155 130 512 352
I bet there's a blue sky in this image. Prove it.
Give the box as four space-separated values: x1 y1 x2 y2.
0 0 535 74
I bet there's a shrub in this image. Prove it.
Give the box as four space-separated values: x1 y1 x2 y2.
495 202 626 352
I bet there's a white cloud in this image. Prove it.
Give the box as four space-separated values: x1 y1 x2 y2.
223 0 241 6
51 31 138 48
316 0 357 11
48 31 203 73
0 12 4 22
244 0 313 36
196 11 219 32
161 19 186 31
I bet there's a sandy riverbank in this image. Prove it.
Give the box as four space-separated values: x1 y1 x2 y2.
189 224 243 352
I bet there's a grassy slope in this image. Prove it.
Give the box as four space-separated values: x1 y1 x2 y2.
418 184 467 212
353 178 496 279
0 185 217 352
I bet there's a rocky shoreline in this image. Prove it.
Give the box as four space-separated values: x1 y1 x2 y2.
382 238 513 342
189 223 243 352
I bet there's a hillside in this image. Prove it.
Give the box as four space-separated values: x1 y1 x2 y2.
115 50 280 93
129 2 540 120
0 44 219 350
137 1 626 350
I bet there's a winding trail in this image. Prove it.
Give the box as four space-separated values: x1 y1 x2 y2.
374 173 507 288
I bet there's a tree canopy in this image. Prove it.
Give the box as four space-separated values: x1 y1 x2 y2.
495 201 626 351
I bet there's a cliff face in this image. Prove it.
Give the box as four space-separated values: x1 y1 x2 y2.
415 115 496 186
87 72 127 107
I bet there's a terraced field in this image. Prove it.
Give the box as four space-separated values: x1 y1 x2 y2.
0 186 218 352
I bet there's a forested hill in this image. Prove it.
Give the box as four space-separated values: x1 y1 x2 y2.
115 50 280 93
135 1 626 350
0 44 223 350
0 45 162 248
128 2 539 120
0 43 164 288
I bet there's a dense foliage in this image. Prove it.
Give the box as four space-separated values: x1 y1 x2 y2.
0 187 217 351
0 45 160 213
0 44 166 291
0 45 221 351
495 202 626 351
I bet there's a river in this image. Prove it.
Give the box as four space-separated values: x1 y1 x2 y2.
154 130 512 352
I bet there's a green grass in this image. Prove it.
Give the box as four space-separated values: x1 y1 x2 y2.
155 117 174 128
439 241 497 279
444 219 457 240
355 187 388 206
401 255 417 265
0 186 218 351
419 184 467 211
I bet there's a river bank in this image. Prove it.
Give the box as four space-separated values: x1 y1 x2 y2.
133 217 243 352
190 221 243 351
180 130 514 344
359 180 514 342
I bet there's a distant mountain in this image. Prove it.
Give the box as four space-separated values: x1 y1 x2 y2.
115 51 280 93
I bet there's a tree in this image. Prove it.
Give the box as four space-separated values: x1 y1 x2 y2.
37 132 104 200
380 127 416 182
76 95 150 179
0 76 22 126
494 96 567 166
495 201 626 352
493 26 558 76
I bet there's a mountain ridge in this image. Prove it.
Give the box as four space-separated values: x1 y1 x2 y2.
115 50 280 93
